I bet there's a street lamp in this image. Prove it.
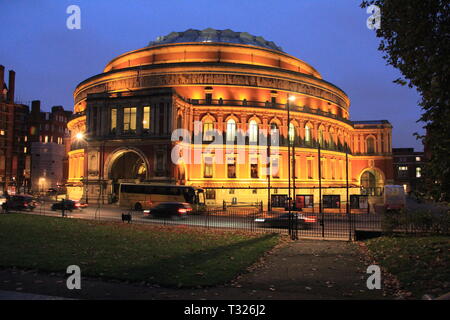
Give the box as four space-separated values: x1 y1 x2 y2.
287 94 298 240
76 132 84 140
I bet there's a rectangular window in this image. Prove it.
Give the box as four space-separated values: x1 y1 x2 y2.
204 157 213 178
295 195 314 209
320 159 325 179
110 108 117 132
155 152 164 174
331 160 336 179
203 122 214 141
123 107 137 132
250 157 259 179
271 194 287 208
416 167 421 178
227 156 236 178
307 159 313 179
271 157 279 178
205 93 212 104
143 106 150 130
323 195 340 209
205 189 216 200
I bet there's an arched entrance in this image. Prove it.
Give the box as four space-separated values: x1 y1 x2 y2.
360 169 384 196
107 149 149 198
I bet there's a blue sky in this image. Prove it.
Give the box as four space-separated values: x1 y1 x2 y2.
0 0 424 150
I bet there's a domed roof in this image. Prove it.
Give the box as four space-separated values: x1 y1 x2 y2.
148 28 284 52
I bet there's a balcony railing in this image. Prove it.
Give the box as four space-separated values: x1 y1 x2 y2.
183 98 353 125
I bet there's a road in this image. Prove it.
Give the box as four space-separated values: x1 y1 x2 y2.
19 200 384 240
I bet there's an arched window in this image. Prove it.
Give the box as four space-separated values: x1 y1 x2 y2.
270 123 279 135
203 121 214 142
367 137 375 154
269 123 279 146
304 124 311 143
288 123 295 145
249 120 258 143
318 127 324 146
226 119 236 142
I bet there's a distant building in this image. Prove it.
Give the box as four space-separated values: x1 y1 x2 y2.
0 65 30 194
392 148 424 194
28 100 72 193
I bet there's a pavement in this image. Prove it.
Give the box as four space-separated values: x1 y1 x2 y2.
0 239 388 300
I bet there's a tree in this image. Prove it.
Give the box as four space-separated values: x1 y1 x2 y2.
361 0 450 201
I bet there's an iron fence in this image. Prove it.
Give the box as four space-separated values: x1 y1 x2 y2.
4 198 447 241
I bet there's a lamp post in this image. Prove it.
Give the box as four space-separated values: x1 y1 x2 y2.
318 137 324 237
287 95 296 239
267 125 271 212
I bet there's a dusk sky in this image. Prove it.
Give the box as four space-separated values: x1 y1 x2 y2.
0 0 423 150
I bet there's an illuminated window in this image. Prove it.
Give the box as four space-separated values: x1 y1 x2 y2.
123 107 136 132
249 120 258 143
0 130 4 136
270 123 279 145
416 167 421 178
320 158 325 179
250 157 259 179
204 157 213 178
289 123 295 145
331 160 336 179
416 156 421 162
307 159 313 179
304 125 311 143
143 106 150 130
110 108 117 133
226 119 236 142
227 156 236 178
318 127 324 146
271 157 279 178
398 166 408 178
203 122 214 142
44 136 48 143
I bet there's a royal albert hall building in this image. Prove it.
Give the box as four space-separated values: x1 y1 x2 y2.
67 28 394 208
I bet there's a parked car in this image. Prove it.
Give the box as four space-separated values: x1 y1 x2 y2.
254 212 317 229
0 195 7 206
6 195 37 211
143 202 192 219
51 199 86 212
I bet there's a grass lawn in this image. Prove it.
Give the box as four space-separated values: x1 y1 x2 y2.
365 236 450 298
0 214 279 287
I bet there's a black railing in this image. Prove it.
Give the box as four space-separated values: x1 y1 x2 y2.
184 98 353 125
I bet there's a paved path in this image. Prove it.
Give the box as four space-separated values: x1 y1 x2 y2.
0 240 387 300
